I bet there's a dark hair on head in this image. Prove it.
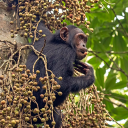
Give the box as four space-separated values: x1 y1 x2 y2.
51 25 78 45
67 25 77 31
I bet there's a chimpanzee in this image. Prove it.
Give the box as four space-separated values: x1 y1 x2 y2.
25 22 95 128
4 1 95 127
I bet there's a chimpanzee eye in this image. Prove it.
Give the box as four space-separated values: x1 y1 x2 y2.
79 35 87 43
79 35 83 39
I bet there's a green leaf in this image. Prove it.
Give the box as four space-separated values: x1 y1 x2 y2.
87 56 101 69
110 81 128 89
113 0 128 15
119 72 127 81
96 68 105 88
93 42 106 52
105 71 116 90
103 96 114 111
101 37 112 51
110 92 128 104
111 107 128 120
94 80 101 90
89 17 100 28
120 56 128 75
113 33 127 52
87 10 114 22
124 120 128 128
95 29 111 38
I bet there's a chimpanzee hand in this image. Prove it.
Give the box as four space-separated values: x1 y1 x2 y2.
74 60 94 76
83 64 94 76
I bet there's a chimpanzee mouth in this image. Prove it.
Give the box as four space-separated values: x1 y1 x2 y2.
79 49 87 55
80 51 87 58
81 51 85 54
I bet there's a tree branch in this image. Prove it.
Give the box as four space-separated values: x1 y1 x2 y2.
89 50 128 54
89 51 128 78
110 7 128 37
104 97 128 110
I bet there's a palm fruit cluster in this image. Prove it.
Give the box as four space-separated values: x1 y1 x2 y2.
60 85 112 128
0 64 63 128
0 67 113 128
9 0 101 39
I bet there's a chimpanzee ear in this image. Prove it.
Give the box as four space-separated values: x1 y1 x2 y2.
60 27 69 42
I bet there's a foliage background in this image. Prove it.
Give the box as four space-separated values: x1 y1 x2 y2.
75 0 128 127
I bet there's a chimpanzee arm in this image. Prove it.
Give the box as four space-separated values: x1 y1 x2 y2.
53 66 94 106
57 66 94 94
71 66 94 92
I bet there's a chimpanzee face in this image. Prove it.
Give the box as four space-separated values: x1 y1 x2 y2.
74 32 88 60
60 27 88 60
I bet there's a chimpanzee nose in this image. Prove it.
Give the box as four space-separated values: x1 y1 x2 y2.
83 44 85 47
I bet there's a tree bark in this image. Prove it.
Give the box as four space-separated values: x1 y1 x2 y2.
0 1 27 75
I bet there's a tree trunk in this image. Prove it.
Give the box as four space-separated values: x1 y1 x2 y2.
0 1 27 75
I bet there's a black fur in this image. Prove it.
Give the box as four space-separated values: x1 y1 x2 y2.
26 22 95 128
